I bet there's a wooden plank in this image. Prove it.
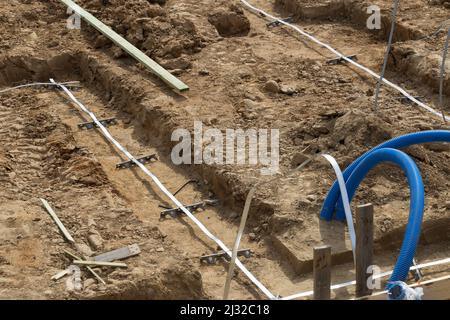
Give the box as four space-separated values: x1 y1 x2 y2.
59 0 189 92
355 203 374 297
73 260 127 268
93 244 141 262
313 245 332 300
40 198 75 243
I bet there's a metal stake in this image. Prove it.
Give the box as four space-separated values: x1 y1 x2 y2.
374 0 400 111
439 28 450 122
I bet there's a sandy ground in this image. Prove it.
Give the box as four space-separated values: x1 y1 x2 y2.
0 0 448 299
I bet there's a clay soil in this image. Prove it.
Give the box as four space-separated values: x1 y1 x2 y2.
0 0 448 300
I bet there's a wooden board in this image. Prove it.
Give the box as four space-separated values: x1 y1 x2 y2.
92 244 141 262
59 0 189 92
313 246 332 300
355 204 374 297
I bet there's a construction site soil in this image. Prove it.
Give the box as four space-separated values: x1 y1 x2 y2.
0 0 448 299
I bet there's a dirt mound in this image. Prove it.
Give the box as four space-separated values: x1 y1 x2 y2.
329 109 393 151
208 4 251 37
392 44 450 97
79 0 205 60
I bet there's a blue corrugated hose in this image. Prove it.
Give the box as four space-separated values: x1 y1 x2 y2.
341 148 424 281
320 130 450 221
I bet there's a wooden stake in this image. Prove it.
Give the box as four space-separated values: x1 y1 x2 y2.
73 260 127 268
313 245 332 300
355 203 374 297
40 198 75 243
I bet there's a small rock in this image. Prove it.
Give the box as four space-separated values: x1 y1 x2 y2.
242 98 259 110
156 247 165 252
111 46 125 59
424 142 450 152
244 91 264 102
87 219 97 228
27 32 38 41
75 243 94 257
291 152 310 168
445 201 450 210
169 69 184 76
207 117 219 125
94 35 111 48
312 123 329 134
293 138 303 146
160 57 192 70
249 233 257 241
87 234 104 251
47 40 59 48
84 278 96 289
306 194 316 202
44 290 53 296
199 69 210 76
264 80 280 93
159 230 168 239
280 85 297 95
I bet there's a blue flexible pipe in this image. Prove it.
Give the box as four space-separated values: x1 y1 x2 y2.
320 130 450 221
342 148 424 282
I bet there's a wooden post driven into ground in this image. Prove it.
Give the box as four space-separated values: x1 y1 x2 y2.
355 203 374 297
59 0 189 92
313 245 332 300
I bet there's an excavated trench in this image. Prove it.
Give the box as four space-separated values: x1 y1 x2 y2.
1 48 448 282
1 0 449 299
274 0 450 99
0 51 286 299
275 0 425 41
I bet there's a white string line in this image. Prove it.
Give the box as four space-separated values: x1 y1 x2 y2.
0 81 80 94
240 0 450 122
48 79 276 299
281 257 450 300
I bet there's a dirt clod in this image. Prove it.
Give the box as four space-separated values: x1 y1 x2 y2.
208 5 251 37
